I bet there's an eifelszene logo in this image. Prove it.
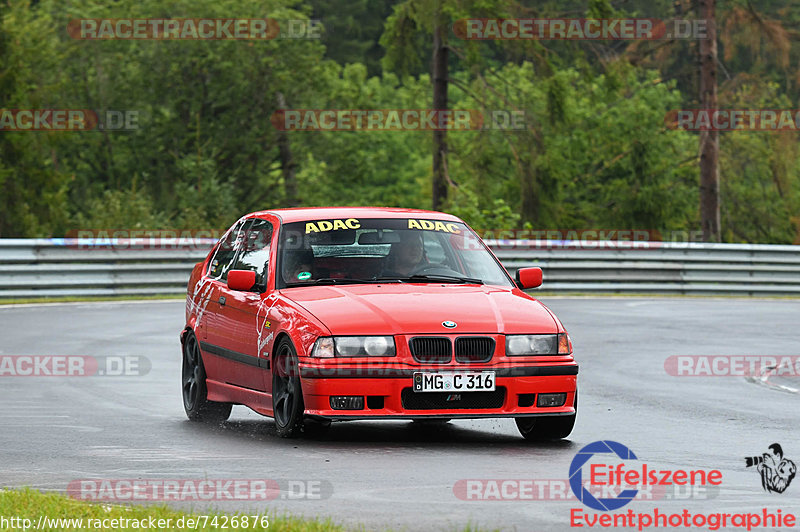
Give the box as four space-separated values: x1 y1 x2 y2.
568 440 723 512
745 444 796 493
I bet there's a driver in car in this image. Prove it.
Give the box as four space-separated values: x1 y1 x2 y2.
283 249 315 283
382 231 426 277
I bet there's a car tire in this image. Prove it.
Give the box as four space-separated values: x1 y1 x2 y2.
515 391 577 441
272 338 305 438
182 330 232 423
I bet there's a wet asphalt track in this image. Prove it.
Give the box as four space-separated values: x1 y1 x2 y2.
0 297 798 531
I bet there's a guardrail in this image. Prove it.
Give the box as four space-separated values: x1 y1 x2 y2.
0 239 210 298
1 239 799 298
490 240 800 296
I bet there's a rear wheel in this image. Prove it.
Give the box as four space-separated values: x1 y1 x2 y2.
272 339 305 438
182 331 232 422
516 391 577 441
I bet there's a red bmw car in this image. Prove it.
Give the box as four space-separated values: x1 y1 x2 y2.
181 207 578 440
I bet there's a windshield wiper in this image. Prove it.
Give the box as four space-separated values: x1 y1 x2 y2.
374 274 484 284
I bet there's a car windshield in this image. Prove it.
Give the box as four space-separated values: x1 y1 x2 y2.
277 218 513 288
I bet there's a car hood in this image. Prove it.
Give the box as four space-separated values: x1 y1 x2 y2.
282 284 557 335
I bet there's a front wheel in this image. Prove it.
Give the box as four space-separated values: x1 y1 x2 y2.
272 339 305 438
182 331 232 423
516 392 577 440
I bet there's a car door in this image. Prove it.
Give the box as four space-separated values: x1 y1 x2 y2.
208 218 275 392
197 220 245 381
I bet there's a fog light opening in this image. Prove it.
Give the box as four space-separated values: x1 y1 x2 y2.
518 393 536 408
330 396 365 410
366 396 385 409
537 393 567 407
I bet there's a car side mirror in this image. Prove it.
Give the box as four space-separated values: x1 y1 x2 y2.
515 267 543 289
227 270 257 291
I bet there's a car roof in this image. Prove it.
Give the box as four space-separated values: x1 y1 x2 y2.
250 207 464 224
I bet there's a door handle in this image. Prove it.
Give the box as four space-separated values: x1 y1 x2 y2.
218 296 226 306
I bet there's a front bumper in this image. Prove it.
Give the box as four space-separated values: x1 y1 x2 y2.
298 363 578 420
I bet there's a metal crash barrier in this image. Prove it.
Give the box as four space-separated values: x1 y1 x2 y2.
0 238 799 298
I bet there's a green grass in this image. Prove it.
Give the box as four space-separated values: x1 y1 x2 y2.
530 291 800 299
0 489 494 532
0 295 184 305
2 291 799 306
0 488 343 531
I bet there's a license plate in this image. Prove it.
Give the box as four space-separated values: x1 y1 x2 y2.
413 371 495 392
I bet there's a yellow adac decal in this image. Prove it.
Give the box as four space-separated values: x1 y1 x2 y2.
264 321 271 329
407 219 461 234
305 218 361 234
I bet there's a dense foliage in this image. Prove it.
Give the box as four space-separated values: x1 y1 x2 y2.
1 0 798 242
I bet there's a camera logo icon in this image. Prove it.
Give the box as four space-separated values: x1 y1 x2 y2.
744 443 796 494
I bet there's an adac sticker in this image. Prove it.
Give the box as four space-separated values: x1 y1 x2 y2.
408 219 461 234
305 218 360 234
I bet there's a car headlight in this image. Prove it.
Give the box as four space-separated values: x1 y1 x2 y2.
311 336 396 357
505 333 571 355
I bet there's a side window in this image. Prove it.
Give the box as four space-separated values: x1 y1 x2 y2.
208 221 244 281
231 219 273 280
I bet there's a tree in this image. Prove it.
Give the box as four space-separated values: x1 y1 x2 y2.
382 0 510 211
697 0 720 241
275 92 298 207
431 0 448 210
